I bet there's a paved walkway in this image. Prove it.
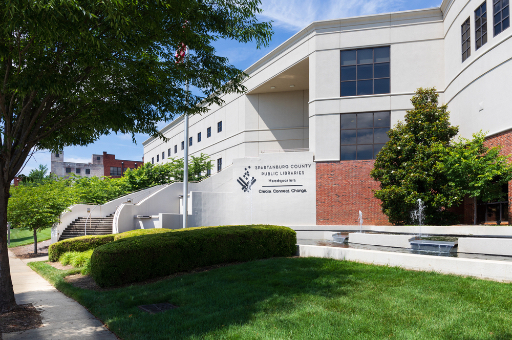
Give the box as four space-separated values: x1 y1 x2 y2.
3 250 118 340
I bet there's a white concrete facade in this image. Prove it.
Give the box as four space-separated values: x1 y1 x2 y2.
141 0 512 227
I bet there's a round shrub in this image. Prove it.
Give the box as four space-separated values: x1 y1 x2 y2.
49 234 114 262
114 228 174 241
91 225 297 287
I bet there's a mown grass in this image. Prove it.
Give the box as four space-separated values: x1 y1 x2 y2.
30 257 512 340
8 228 51 248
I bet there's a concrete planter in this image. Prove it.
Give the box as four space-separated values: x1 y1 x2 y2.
348 233 414 249
410 239 457 253
458 238 512 256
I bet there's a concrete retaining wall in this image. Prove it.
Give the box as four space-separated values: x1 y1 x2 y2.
298 244 512 282
458 238 512 256
348 233 413 248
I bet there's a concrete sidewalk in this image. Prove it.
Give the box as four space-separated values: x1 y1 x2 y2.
2 250 118 340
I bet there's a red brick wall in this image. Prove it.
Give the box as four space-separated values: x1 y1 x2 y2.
316 160 390 225
102 152 142 178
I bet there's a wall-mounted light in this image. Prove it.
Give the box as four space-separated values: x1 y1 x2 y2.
270 86 276 89
290 85 295 88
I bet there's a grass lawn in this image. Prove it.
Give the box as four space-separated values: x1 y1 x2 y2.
30 257 512 340
8 228 51 248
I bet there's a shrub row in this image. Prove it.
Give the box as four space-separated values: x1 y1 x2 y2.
49 234 114 262
113 228 173 241
91 225 297 287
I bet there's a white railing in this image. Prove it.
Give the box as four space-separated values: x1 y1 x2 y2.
260 148 309 153
84 204 101 236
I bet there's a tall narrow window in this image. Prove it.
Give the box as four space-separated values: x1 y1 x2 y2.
494 0 510 36
157 154 159 162
174 145 177 153
340 111 391 161
198 132 202 142
85 169 90 175
189 137 193 146
151 158 154 164
207 127 212 137
217 121 222 133
462 17 471 62
162 152 165 160
217 158 222 172
475 2 488 50
168 148 171 157
181 141 184 150
340 46 390 97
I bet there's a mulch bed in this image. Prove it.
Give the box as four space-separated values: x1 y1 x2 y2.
9 240 51 259
0 304 42 333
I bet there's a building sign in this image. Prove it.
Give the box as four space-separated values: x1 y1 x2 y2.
237 162 314 194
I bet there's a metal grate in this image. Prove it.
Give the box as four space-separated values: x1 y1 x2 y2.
138 303 178 314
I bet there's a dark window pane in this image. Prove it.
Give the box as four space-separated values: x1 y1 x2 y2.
483 33 488 44
357 113 373 128
340 145 357 160
374 111 390 127
495 11 502 22
357 49 373 64
495 23 501 35
340 114 357 129
374 144 386 158
495 1 501 12
374 78 390 94
374 46 390 62
374 63 390 78
357 80 373 95
341 50 357 65
340 130 357 145
504 16 510 29
476 7 481 17
357 128 374 144
357 64 373 80
341 81 357 97
476 17 481 27
341 66 357 81
357 145 373 160
374 128 390 144
504 5 510 17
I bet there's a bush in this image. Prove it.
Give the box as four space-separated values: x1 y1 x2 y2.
91 225 296 287
114 228 174 241
49 234 114 262
59 250 94 275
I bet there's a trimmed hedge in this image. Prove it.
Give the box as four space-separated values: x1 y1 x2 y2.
49 234 115 262
114 228 173 241
91 225 296 287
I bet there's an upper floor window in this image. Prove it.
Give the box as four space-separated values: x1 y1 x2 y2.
97 156 100 160
162 152 165 160
66 167 71 173
462 17 471 62
174 145 177 153
85 169 90 175
340 111 390 161
198 132 202 142
475 2 488 50
151 157 154 164
207 127 212 137
493 0 510 36
55 153 59 158
110 167 122 176
76 168 81 174
156 154 159 162
217 158 222 172
217 121 223 133
168 148 171 157
340 46 390 97
189 137 193 146
181 141 184 150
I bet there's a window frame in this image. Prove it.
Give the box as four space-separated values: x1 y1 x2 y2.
156 154 159 162
462 17 472 62
181 141 184 150
174 145 177 153
76 168 81 174
475 2 488 50
85 169 90 175
217 121 222 133
493 0 510 36
66 167 71 173
189 136 193 146
340 111 391 161
110 167 122 176
198 132 202 142
217 158 222 172
340 46 390 97
168 148 171 157
207 127 211 138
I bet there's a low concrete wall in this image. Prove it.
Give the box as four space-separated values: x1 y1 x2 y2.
298 244 512 282
458 238 512 256
296 231 338 240
291 225 512 237
349 233 413 248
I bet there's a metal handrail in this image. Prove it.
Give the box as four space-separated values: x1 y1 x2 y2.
84 204 101 236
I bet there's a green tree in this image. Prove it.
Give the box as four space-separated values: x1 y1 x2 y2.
8 179 73 254
0 1 271 312
20 164 49 185
371 88 512 225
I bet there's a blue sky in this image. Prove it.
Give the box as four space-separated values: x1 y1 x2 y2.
21 0 441 176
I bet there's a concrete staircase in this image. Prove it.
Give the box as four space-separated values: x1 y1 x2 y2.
59 215 114 241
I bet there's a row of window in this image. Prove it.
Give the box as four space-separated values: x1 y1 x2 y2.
64 167 133 176
462 0 509 62
151 121 223 164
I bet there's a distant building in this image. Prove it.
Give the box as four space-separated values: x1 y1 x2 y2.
51 151 142 178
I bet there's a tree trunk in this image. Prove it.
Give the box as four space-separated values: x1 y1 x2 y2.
0 180 17 312
33 229 38 254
